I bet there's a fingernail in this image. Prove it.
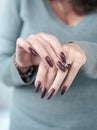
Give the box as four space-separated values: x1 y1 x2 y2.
41 88 47 99
57 61 66 72
35 81 41 93
45 56 53 67
59 52 66 63
61 86 67 95
28 47 37 56
47 88 55 100
68 41 74 43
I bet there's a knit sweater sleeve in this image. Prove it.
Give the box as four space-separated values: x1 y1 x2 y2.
0 0 36 87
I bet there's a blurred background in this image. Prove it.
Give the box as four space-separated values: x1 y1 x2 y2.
0 1 13 130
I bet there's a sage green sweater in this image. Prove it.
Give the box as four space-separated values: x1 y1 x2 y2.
0 0 97 130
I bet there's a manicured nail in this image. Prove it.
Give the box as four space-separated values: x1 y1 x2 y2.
59 52 66 63
68 41 74 43
47 88 55 100
61 86 67 95
41 88 47 99
45 56 53 67
35 81 41 93
57 61 66 72
28 47 37 56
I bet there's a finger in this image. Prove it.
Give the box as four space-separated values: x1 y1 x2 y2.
28 35 54 68
61 62 81 95
40 33 67 63
36 35 66 72
47 69 68 100
35 61 48 93
46 54 73 100
16 37 37 56
41 66 57 99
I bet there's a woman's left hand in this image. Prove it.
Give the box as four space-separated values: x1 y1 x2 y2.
34 33 87 99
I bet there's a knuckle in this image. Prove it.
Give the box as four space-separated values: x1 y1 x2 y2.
35 33 41 38
16 40 19 46
16 37 21 43
40 32 45 36
28 34 34 39
16 37 23 46
29 38 37 46
51 35 57 40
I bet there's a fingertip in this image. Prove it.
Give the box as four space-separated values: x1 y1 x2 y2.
61 86 68 95
41 87 47 99
35 81 41 93
47 88 55 100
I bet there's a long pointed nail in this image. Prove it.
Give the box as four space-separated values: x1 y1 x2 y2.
41 88 47 99
28 47 37 56
35 81 41 93
57 61 66 72
59 52 66 63
47 88 55 100
45 56 53 67
61 86 67 95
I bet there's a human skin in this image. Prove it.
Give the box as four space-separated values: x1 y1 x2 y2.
15 0 87 99
16 32 87 99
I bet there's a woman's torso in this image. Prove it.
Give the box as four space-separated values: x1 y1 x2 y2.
10 0 97 130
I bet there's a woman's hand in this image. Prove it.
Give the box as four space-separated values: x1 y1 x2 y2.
15 37 41 67
15 32 67 88
15 33 66 69
34 34 87 99
15 32 87 100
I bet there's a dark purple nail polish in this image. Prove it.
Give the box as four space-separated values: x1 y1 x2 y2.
45 56 53 67
28 47 37 56
61 86 67 95
68 41 74 43
35 81 41 93
57 61 66 72
59 52 66 63
41 88 47 99
47 88 55 100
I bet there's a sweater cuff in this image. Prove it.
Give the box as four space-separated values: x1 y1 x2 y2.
10 55 37 87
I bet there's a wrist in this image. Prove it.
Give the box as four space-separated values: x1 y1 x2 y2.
14 57 33 73
14 55 34 72
14 55 35 82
